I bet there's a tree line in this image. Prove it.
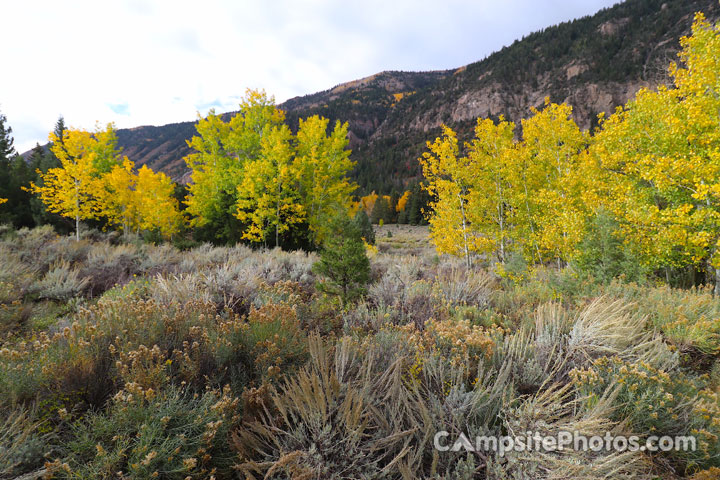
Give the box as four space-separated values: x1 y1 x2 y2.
1 90 406 249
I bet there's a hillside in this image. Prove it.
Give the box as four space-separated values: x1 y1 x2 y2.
66 0 720 192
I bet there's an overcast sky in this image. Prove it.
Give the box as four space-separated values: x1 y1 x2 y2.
3 0 620 153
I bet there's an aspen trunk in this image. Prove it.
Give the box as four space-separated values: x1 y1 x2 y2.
458 189 471 269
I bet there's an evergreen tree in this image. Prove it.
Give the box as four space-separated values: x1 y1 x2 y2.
28 143 67 231
313 214 371 307
370 195 389 224
388 190 400 223
354 209 375 245
53 116 67 142
0 112 14 161
6 156 34 228
0 111 18 225
408 184 429 225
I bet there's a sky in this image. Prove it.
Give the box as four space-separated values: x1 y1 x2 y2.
3 0 620 153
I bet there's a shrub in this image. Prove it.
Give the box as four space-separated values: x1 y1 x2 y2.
416 318 501 367
566 298 675 370
53 385 239 479
139 243 182 275
0 298 234 409
608 283 720 360
487 384 650 479
573 357 720 473
0 408 51 478
234 336 510 479
241 302 308 383
29 260 89 301
0 245 38 295
343 300 399 332
433 266 495 309
80 243 141 296
234 338 407 479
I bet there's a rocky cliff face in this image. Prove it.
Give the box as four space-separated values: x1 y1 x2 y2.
72 0 720 193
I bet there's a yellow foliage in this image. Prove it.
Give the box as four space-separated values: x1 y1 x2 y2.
359 192 378 216
185 91 356 246
29 126 118 240
420 126 480 266
294 115 357 243
516 99 587 263
364 240 378 258
134 165 184 237
184 89 285 228
419 13 720 277
419 111 582 266
590 13 720 273
236 125 305 246
95 158 183 238
390 91 415 106
396 191 411 212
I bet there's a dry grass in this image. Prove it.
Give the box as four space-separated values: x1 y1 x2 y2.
375 224 434 255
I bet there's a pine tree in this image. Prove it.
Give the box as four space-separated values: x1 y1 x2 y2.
0 111 15 162
0 112 34 228
354 209 375 245
28 143 64 230
370 195 389 224
313 214 371 307
408 185 422 225
0 110 16 215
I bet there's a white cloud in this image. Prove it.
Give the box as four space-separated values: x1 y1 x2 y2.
2 0 619 152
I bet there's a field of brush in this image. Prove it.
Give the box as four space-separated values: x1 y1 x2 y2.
1 225 719 479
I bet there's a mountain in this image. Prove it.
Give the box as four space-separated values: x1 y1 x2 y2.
36 0 720 193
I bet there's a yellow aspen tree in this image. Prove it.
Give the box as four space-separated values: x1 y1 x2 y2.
30 128 106 241
419 126 481 268
96 157 138 233
592 13 720 289
396 190 411 213
184 89 284 241
360 192 379 216
236 124 305 246
518 100 587 264
294 115 356 244
465 116 516 262
91 122 123 173
0 198 6 206
134 165 183 238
